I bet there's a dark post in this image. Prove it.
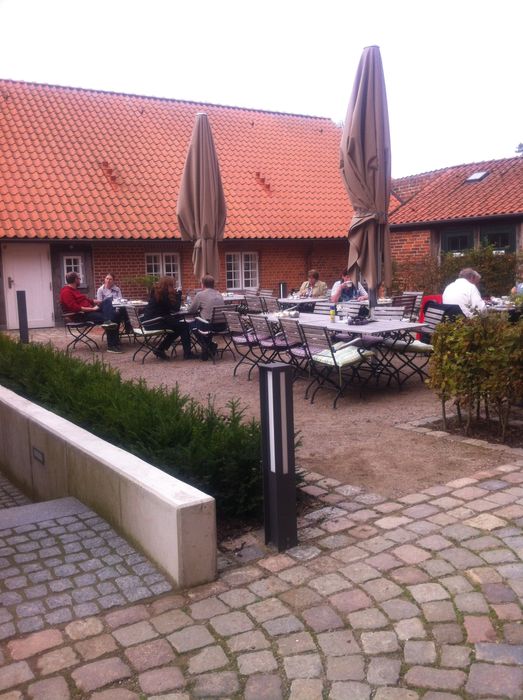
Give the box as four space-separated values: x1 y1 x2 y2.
16 291 29 344
278 282 288 299
259 363 297 551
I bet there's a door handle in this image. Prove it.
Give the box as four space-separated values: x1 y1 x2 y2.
8 276 14 289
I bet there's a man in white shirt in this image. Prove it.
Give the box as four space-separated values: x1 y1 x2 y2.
442 268 486 318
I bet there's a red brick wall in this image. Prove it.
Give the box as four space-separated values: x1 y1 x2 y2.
390 230 432 262
91 239 351 298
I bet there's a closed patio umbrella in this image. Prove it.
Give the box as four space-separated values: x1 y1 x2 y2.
177 112 226 283
339 45 392 307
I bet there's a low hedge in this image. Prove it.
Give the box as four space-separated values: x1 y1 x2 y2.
0 335 262 519
428 314 523 441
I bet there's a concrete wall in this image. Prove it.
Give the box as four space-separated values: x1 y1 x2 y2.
0 385 216 589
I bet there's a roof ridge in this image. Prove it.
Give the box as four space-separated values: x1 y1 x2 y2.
0 77 337 123
394 156 522 181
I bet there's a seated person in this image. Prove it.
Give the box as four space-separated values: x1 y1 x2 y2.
442 268 486 318
187 274 225 360
59 271 122 353
96 273 132 334
298 269 328 298
330 269 368 303
141 276 197 361
511 281 523 295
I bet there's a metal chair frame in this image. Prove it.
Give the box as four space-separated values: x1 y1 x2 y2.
278 317 310 380
391 294 417 320
300 324 374 408
62 311 100 354
193 305 236 363
128 307 172 364
223 310 261 379
247 314 285 365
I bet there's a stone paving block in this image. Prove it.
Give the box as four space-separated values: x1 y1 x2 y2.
390 566 430 585
328 588 372 613
288 678 323 700
361 577 402 602
248 576 290 598
247 598 289 623
27 676 70 700
244 674 283 700
90 691 139 700
504 623 523 644
465 513 507 530
394 617 426 640
263 615 304 636
373 690 419 700
279 586 321 610
227 630 270 653
189 596 229 619
218 587 257 608
258 553 294 572
438 574 473 595
283 653 323 679
150 608 192 634
124 637 175 671
360 631 399 654
466 663 523 698
0 661 34 692
481 547 517 563
421 559 455 577
440 644 471 668
316 629 360 656
139 666 185 694
7 628 63 660
340 562 380 583
404 640 437 664
301 605 343 632
405 666 466 691
359 535 394 554
466 566 502 585
308 573 351 596
331 545 367 564
380 597 420 621
168 625 215 653
326 655 365 681
366 656 401 685
65 616 104 640
36 645 78 674
454 591 489 613
71 657 132 692
277 631 316 655
475 642 523 664
408 583 450 604
347 607 388 629
329 681 371 700
492 602 522 620
464 615 497 642
375 516 412 530
431 623 464 644
422 601 456 622
364 552 402 572
237 649 277 675
75 633 118 661
112 620 158 647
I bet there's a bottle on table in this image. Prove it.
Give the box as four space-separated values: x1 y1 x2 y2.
329 304 336 322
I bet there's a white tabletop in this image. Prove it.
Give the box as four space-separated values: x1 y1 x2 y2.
268 312 425 335
278 297 324 306
222 294 245 302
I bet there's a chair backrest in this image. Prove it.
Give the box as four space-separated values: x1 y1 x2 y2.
300 324 332 360
372 305 405 320
223 309 245 334
404 291 424 317
279 317 304 348
423 307 446 336
243 295 264 313
313 300 332 315
261 296 279 313
210 304 230 326
248 314 272 342
258 288 274 297
391 295 417 320
339 301 364 317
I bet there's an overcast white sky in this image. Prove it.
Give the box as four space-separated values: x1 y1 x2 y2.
1 0 522 177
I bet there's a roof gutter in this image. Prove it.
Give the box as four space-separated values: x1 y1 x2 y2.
390 212 523 230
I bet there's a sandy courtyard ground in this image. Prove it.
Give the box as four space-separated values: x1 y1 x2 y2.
20 327 517 499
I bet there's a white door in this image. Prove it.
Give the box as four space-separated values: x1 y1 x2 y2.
2 243 54 329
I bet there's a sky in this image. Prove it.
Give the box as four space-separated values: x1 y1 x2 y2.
1 0 522 177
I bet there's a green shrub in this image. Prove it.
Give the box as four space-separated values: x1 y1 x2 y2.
428 314 523 441
0 335 262 519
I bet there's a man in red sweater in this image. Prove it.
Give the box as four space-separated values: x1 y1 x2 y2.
60 272 122 353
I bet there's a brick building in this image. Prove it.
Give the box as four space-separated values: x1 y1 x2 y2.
1 80 522 329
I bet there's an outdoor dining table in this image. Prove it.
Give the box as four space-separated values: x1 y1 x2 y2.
278 297 324 307
266 311 425 337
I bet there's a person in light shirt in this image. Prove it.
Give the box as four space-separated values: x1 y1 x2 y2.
442 268 486 318
330 269 368 303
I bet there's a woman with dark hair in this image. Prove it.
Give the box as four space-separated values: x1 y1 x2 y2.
141 277 197 361
330 269 368 303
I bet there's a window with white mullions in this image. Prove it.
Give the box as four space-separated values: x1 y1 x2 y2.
145 253 181 284
226 252 259 290
63 255 86 286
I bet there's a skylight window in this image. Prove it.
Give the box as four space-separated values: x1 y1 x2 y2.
465 171 488 182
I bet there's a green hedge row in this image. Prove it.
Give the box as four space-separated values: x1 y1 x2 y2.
0 335 262 519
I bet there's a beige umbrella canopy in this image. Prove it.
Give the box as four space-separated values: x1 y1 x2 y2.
340 45 392 305
176 112 227 283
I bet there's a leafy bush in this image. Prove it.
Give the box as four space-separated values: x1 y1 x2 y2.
391 248 520 297
0 335 262 519
428 314 523 441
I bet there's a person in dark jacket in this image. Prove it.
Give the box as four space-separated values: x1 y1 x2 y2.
141 276 197 361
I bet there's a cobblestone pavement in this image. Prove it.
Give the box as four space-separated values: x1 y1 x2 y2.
0 475 31 510
2 461 523 697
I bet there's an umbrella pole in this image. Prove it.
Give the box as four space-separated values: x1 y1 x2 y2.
368 287 378 314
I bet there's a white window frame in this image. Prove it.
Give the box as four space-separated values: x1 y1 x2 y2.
145 253 182 285
226 252 259 291
62 255 86 287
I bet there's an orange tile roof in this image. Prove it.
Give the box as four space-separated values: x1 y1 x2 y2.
391 158 523 226
0 80 353 241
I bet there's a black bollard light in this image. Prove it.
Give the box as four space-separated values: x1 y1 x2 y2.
16 290 29 344
259 363 298 552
